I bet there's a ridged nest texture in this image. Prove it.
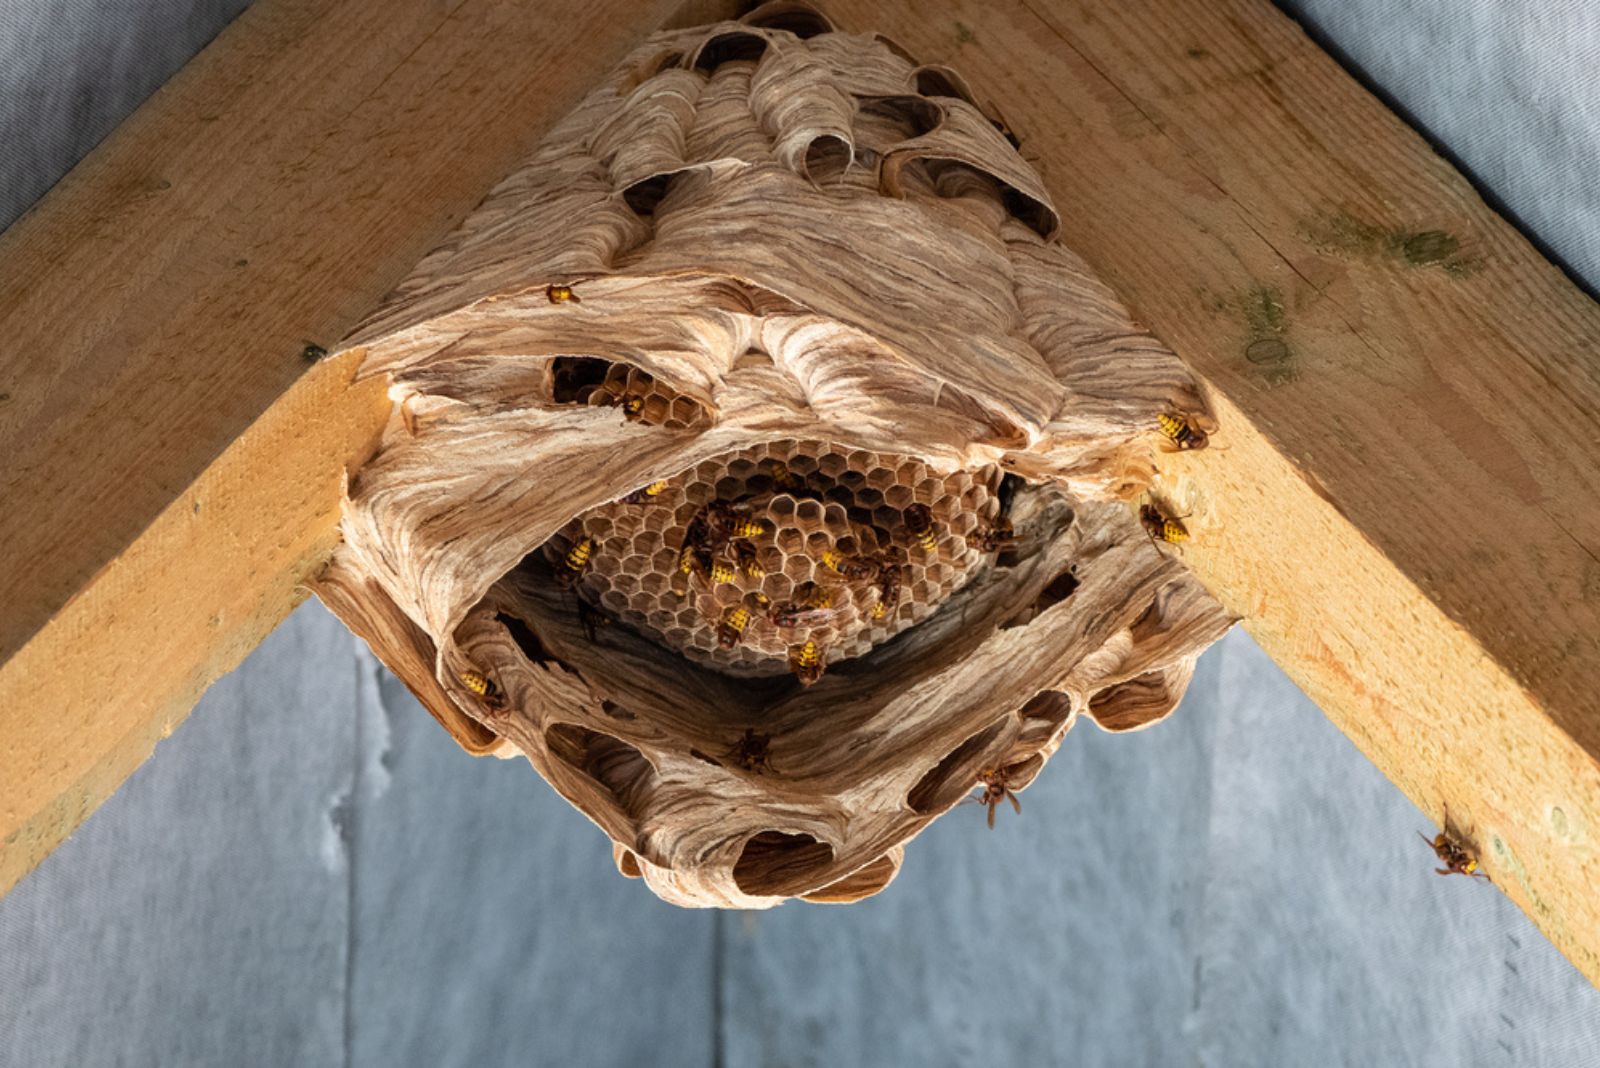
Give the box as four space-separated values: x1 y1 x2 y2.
315 1 1233 908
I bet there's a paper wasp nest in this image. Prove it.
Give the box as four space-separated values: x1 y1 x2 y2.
316 1 1233 908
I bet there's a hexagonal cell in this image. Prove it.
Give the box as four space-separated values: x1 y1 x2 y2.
820 500 850 525
842 449 872 470
791 498 823 526
883 485 913 510
669 397 703 424
640 568 676 594
817 452 848 477
768 495 798 522
821 485 853 508
638 395 673 425
773 525 803 555
865 466 896 490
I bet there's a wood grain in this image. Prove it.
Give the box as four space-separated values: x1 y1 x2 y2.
0 0 680 895
822 0 1600 981
0 353 388 894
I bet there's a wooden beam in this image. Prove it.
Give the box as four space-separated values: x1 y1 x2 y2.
823 0 1600 981
0 0 678 895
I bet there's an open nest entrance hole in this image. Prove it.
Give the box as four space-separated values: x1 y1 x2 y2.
535 438 1009 677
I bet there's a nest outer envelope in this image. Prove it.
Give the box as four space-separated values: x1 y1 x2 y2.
314 5 1234 908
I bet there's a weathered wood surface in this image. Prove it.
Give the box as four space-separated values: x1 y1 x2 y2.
821 0 1600 980
0 0 680 896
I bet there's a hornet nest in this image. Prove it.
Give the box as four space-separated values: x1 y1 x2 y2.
315 1 1233 907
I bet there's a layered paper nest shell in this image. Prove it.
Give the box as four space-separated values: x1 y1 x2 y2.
315 2 1234 908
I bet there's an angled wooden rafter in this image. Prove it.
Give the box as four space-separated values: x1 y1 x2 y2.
2 0 1599 984
0 0 684 892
